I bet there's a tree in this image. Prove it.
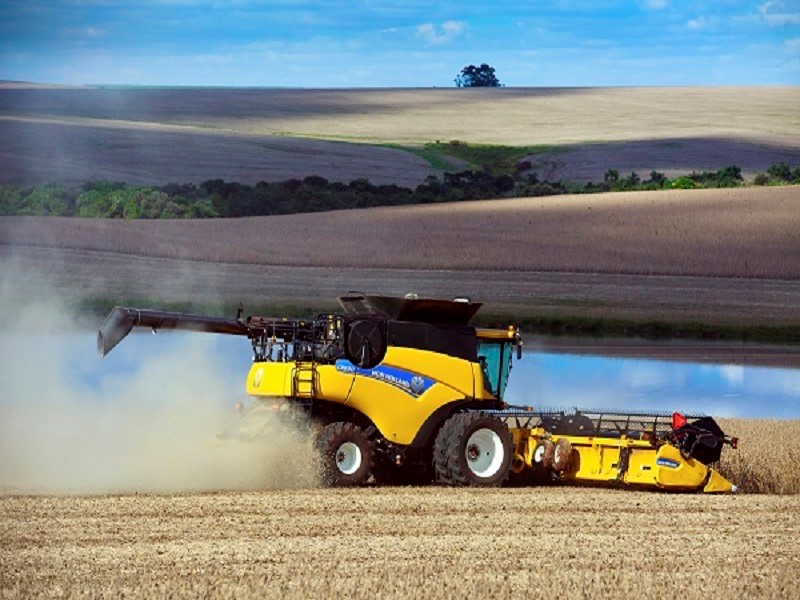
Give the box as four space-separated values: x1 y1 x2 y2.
603 169 619 187
455 63 501 87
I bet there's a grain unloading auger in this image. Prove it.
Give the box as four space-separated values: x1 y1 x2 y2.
99 293 738 492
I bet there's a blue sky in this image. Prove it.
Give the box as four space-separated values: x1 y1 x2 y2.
1 1 798 87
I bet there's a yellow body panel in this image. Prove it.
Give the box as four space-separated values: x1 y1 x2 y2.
246 362 354 402
380 347 477 398
346 347 481 445
513 428 735 493
246 346 486 446
346 378 463 445
703 468 736 493
654 443 709 490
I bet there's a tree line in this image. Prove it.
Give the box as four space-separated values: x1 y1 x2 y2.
1 162 797 219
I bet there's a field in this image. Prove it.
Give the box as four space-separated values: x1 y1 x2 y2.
1 86 799 186
2 85 799 329
2 418 799 599
2 84 799 597
2 185 799 329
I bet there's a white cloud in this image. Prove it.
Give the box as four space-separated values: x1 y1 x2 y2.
643 0 668 10
685 15 718 31
786 37 800 52
415 20 467 45
760 1 800 25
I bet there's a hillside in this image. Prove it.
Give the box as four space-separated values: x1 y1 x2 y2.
2 186 799 330
1 86 798 186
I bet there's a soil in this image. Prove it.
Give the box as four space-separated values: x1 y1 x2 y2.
2 487 798 598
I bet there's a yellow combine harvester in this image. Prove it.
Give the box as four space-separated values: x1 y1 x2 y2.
98 293 738 492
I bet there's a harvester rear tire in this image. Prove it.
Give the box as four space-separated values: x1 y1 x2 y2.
317 422 374 487
552 438 573 473
433 412 512 487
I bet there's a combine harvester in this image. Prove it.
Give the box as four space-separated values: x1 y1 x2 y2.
99 293 738 492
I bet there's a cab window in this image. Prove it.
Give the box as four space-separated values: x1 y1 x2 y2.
477 339 512 398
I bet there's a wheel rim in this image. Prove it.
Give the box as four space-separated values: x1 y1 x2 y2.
335 442 362 475
465 428 505 478
533 444 545 464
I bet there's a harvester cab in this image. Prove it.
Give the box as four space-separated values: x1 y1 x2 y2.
98 293 737 492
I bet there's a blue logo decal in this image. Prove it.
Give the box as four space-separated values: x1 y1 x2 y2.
656 458 680 469
335 360 435 398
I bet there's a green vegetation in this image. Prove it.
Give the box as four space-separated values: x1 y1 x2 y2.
423 141 555 175
381 144 462 171
1 155 797 219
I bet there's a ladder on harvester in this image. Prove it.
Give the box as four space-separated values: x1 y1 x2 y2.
293 362 317 399
291 319 321 401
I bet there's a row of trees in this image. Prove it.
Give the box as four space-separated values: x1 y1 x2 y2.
1 163 797 219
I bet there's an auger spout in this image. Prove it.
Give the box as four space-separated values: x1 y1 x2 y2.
97 306 249 357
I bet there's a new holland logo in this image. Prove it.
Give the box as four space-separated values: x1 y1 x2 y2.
335 360 435 398
252 367 264 388
410 375 426 395
656 458 680 469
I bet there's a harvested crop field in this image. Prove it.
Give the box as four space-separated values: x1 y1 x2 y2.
1 86 798 186
5 187 797 278
2 416 800 596
2 488 799 598
3 186 799 328
1 413 798 598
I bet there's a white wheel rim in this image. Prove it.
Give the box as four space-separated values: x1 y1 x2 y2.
335 442 362 475
465 428 504 478
533 444 545 463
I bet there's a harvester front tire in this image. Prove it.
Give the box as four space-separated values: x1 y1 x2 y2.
552 438 573 473
317 422 374 487
433 412 512 487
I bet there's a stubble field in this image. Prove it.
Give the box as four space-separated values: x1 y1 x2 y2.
1 419 799 598
1 483 799 598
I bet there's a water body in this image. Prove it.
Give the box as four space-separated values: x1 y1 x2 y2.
505 347 800 419
3 329 799 419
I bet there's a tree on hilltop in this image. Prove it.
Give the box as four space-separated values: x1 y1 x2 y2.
455 63 501 87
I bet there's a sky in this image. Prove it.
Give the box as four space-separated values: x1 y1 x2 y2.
0 1 798 87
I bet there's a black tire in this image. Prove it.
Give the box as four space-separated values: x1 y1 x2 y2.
433 412 512 487
316 422 374 486
552 438 573 473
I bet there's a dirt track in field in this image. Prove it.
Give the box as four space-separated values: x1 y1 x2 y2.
1 86 798 186
1 488 798 598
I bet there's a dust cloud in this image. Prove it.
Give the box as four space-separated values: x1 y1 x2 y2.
0 258 320 494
